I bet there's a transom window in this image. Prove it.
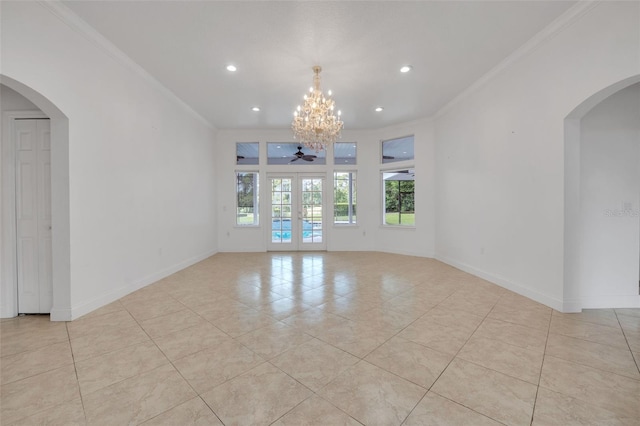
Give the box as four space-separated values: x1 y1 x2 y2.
334 142 357 165
382 135 414 163
236 142 259 165
267 143 327 165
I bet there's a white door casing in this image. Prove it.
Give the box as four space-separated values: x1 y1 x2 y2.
267 174 326 251
15 119 52 313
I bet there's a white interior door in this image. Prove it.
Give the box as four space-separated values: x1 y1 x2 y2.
16 119 52 313
268 174 326 251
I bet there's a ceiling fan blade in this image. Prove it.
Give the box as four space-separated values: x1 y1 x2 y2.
303 157 314 162
236 155 245 160
383 155 395 159
290 157 300 162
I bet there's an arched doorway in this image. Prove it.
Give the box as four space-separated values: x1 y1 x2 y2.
1 75 71 321
564 75 640 311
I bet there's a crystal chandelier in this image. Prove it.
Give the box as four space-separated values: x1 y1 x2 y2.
292 66 343 152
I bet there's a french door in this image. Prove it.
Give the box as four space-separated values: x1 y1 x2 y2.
268 174 326 251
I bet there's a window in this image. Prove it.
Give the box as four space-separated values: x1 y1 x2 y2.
334 172 357 224
383 169 415 226
382 135 414 163
267 142 326 165
334 142 357 165
236 142 259 165
236 172 258 226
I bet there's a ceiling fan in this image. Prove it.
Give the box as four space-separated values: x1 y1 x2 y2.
290 146 317 163
383 155 395 160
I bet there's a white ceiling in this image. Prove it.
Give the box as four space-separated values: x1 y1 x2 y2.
62 1 576 130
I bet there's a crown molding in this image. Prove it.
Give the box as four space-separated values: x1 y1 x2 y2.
434 0 601 120
37 0 215 130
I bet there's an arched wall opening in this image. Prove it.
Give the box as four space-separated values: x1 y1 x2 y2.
1 75 71 321
564 75 640 311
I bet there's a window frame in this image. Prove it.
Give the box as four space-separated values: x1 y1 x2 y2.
381 135 415 164
235 171 259 227
236 142 259 165
333 142 357 165
266 142 327 165
333 171 357 226
381 168 415 227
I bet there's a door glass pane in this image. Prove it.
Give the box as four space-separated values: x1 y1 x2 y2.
271 178 292 243
301 178 322 244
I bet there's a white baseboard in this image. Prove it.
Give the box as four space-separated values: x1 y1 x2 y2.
435 254 565 312
50 307 73 322
380 248 436 258
561 299 583 313
64 248 218 321
580 295 640 309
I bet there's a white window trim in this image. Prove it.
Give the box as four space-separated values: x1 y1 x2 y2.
333 171 357 226
381 167 416 228
235 171 259 227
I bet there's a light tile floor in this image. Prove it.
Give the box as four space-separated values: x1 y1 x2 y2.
1 252 639 425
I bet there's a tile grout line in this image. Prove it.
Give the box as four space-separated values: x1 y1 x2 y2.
546 311 640 381
64 321 89 426
264 276 441 425
4 254 639 424
0 319 86 424
613 309 640 375
118 301 226 424
155 277 335 424
529 306 554 426
399 285 505 425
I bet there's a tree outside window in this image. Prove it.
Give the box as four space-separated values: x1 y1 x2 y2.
383 170 414 226
334 172 356 224
236 172 258 226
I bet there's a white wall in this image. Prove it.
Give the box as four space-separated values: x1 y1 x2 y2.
1 85 40 111
579 83 640 307
3 1 638 318
1 1 218 319
216 118 435 257
434 1 640 310
369 119 435 257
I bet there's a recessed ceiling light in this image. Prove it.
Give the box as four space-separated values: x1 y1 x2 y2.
375 107 384 112
251 106 260 112
400 65 413 73
226 64 237 72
